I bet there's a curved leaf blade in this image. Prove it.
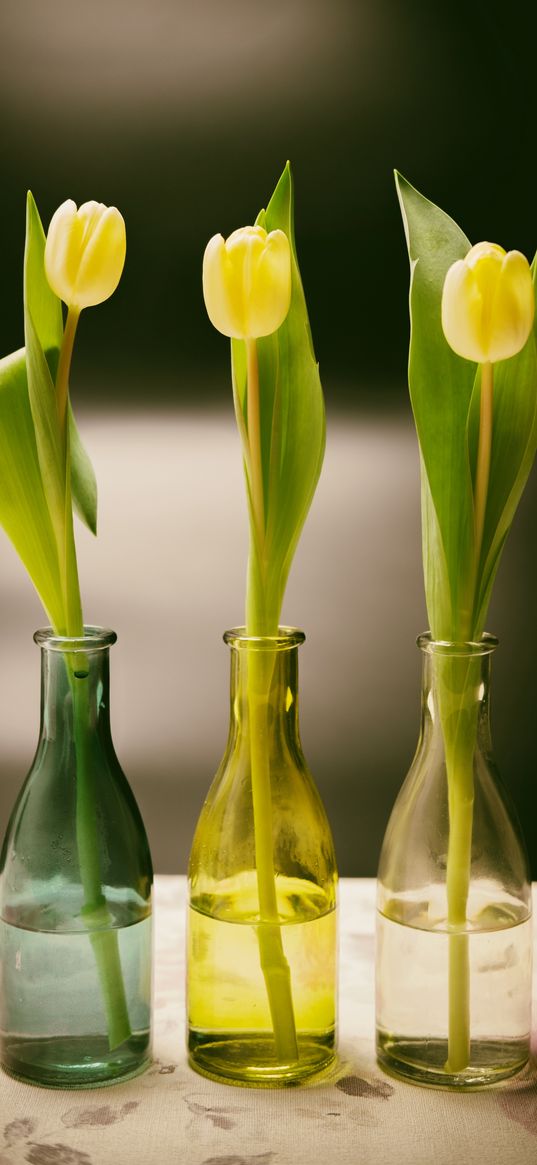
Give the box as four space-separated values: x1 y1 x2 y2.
0 350 64 628
69 403 98 536
25 191 63 381
397 172 537 641
396 172 476 639
232 163 326 633
471 263 537 631
24 192 98 537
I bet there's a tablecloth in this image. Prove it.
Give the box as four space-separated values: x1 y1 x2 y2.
0 877 536 1165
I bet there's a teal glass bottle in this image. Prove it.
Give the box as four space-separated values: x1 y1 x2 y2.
0 627 153 1087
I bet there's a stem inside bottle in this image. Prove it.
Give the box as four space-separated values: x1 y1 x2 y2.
247 646 298 1064
376 634 532 1088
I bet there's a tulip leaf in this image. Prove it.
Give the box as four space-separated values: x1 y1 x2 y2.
24 305 66 539
25 191 63 381
470 260 537 632
24 191 98 537
0 190 100 634
24 191 68 544
69 404 98 535
232 162 325 633
396 172 475 639
397 172 537 640
0 349 64 629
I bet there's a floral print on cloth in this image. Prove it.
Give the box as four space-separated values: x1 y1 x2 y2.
0 878 536 1165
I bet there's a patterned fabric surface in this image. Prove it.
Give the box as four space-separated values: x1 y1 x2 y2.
0 877 536 1165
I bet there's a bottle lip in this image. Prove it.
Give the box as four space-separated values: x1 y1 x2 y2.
224 626 305 651
34 625 117 653
417 630 498 657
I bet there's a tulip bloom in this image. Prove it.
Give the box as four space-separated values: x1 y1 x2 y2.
442 241 534 364
45 200 126 311
203 225 291 339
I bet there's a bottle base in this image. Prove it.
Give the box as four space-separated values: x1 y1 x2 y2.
188 1030 336 1087
376 1030 529 1090
1 1031 152 1089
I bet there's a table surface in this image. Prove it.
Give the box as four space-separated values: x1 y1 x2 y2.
0 877 536 1165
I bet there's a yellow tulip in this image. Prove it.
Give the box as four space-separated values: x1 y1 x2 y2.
203 225 291 339
45 200 126 310
441 241 534 363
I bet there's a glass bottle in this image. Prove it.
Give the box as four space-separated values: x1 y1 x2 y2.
0 627 153 1088
376 633 532 1088
187 627 338 1087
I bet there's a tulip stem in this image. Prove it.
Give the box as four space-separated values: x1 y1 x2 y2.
54 306 83 636
244 335 299 1064
56 307 80 441
54 306 130 1049
473 361 493 588
443 362 493 1075
246 339 265 549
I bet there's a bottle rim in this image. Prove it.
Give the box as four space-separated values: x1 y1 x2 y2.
417 630 498 657
34 625 117 653
224 626 305 651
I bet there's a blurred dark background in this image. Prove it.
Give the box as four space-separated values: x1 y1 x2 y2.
1 0 536 875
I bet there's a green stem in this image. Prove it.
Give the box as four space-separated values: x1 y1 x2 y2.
55 306 83 636
244 335 298 1063
442 363 494 1073
473 362 493 578
441 659 479 1074
71 668 131 1049
444 731 474 1072
246 338 265 551
464 361 493 633
248 652 298 1062
56 307 80 441
55 308 130 1050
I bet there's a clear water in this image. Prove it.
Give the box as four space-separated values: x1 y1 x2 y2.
0 914 152 1087
188 873 337 1085
376 897 532 1087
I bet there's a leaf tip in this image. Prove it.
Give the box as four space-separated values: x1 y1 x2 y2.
26 189 39 223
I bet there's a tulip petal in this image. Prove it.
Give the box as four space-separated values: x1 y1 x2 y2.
44 200 126 310
203 233 241 337
44 199 80 305
74 205 126 309
442 241 534 364
249 230 291 338
442 260 486 362
203 224 291 340
488 250 534 362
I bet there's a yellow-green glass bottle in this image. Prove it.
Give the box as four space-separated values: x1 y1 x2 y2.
187 628 338 1087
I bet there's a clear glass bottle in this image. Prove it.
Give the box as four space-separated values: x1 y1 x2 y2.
0 627 153 1088
187 628 338 1087
376 633 532 1088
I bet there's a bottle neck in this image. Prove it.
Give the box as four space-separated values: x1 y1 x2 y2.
226 636 303 755
37 631 114 745
418 636 495 756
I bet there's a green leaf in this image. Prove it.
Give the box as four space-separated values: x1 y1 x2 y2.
0 350 64 629
231 162 326 633
470 258 537 632
396 171 475 640
24 304 66 541
24 192 98 537
69 403 98 536
24 191 64 382
397 172 537 640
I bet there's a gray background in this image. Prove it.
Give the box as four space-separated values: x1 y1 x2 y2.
1 0 536 874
